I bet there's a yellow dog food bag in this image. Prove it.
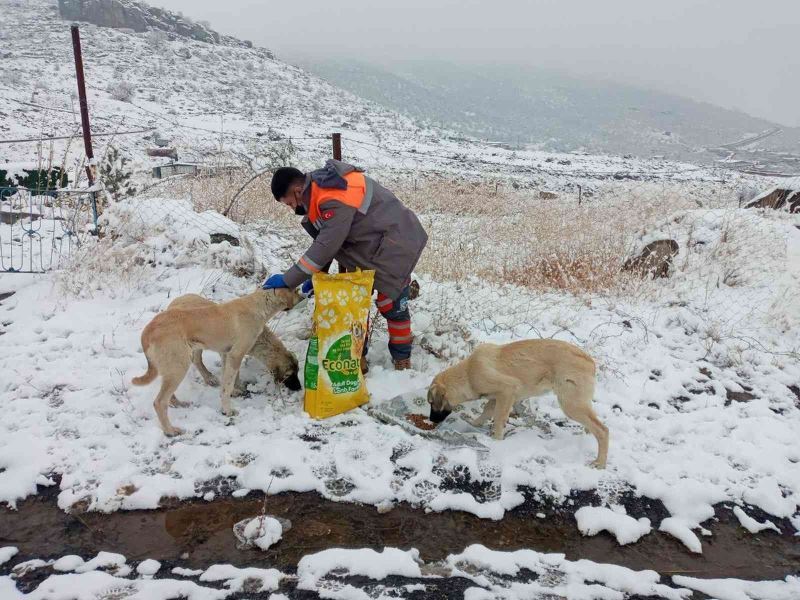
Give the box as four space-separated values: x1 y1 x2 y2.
304 270 374 419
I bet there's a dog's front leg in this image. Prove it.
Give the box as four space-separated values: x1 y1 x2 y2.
470 398 495 427
492 391 519 440
220 350 246 416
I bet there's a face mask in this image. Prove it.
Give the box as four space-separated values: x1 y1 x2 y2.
294 205 307 216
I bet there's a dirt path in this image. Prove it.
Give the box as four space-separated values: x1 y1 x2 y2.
2 487 797 581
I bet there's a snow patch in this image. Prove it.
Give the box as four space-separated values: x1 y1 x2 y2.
297 548 422 589
137 558 162 577
200 564 283 593
659 518 703 554
52 555 85 572
0 547 18 567
575 505 652 545
73 551 127 574
732 506 781 534
673 574 800 600
447 544 690 600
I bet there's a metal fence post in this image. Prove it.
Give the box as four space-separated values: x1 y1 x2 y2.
90 192 99 231
332 132 342 161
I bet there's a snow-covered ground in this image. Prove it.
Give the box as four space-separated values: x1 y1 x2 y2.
2 544 799 599
1 196 798 558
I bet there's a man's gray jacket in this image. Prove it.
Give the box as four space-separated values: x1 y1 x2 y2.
282 160 428 300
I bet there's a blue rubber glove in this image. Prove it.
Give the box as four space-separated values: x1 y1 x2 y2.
301 279 314 297
262 274 288 289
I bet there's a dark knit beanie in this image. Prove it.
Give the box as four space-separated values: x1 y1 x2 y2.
270 167 305 200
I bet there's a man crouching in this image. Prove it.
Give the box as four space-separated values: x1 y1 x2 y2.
263 160 428 372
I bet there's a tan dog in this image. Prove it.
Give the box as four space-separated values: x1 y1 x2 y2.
427 339 609 468
132 288 301 436
167 294 301 393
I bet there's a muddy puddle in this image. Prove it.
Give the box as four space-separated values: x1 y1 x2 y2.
2 487 798 581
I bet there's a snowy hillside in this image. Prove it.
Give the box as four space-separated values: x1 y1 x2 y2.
1 0 783 194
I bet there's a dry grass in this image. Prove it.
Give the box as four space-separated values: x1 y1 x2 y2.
54 238 151 300
400 179 706 295
144 170 295 227
141 172 749 296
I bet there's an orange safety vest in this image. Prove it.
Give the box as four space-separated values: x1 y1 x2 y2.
308 171 367 224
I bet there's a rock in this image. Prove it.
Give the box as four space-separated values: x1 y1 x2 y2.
59 0 147 31
745 188 800 213
58 0 259 49
539 190 558 200
210 233 239 246
622 239 679 279
725 388 757 405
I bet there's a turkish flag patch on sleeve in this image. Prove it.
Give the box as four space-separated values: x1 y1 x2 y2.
321 209 335 221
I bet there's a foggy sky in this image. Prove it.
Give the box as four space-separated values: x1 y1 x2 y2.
155 0 800 127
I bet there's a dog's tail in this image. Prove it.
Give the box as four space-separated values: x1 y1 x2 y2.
132 351 157 386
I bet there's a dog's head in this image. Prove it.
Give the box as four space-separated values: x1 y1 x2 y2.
427 378 452 424
273 352 301 391
266 287 303 312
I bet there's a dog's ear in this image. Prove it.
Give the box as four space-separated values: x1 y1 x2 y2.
427 382 445 406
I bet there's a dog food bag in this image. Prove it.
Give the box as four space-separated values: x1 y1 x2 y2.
304 270 374 419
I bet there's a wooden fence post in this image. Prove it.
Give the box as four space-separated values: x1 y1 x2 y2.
331 132 342 161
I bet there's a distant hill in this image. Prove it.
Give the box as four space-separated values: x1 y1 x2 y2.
1 0 786 189
296 59 800 163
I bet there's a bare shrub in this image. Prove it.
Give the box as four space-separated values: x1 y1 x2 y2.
54 239 151 300
107 80 136 103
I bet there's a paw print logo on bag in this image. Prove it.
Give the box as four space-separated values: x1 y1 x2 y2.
336 289 349 306
318 308 337 330
351 285 370 302
341 312 354 330
317 290 334 306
